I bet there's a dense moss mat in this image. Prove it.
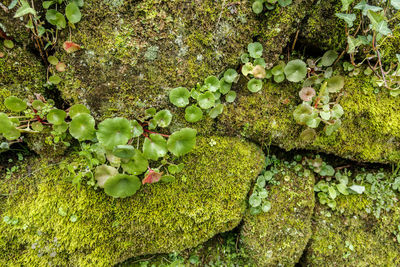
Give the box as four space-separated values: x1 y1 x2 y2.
241 163 315 266
304 195 400 266
219 74 400 163
0 136 264 266
0 44 46 112
53 0 311 119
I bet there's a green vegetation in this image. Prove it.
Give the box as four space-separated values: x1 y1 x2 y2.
0 96 196 198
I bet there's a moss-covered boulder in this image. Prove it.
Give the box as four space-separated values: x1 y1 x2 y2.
304 194 400 266
218 75 400 163
53 0 312 118
0 136 264 266
0 44 46 112
241 159 315 266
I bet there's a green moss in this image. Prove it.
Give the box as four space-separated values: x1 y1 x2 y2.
0 136 264 266
299 0 347 52
241 162 315 266
0 45 46 112
304 194 400 266
54 0 312 119
380 25 400 65
218 74 400 163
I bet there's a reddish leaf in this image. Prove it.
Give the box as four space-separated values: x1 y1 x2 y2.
63 41 81 53
142 169 163 185
56 62 66 72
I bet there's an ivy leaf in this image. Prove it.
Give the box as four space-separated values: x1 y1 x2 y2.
143 134 168 160
392 0 400 9
14 0 36 18
340 0 354 11
347 36 363 54
354 0 383 15
373 21 392 36
66 2 82 24
335 13 356 27
8 0 18 9
349 185 365 194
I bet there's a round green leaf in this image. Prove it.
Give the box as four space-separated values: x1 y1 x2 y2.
241 53 250 63
45 9 66 29
47 55 59 65
69 104 90 119
32 100 45 110
4 96 27 112
154 109 172 128
225 91 236 103
254 58 266 68
53 121 69 133
247 78 263 93
198 91 215 109
331 104 344 119
65 2 82 24
223 69 238 83
4 40 14 49
95 165 118 188
299 87 316 102
209 103 224 118
112 145 135 159
249 194 261 207
242 62 254 76
104 174 141 198
167 128 197 157
262 201 272 212
47 109 66 125
252 0 264 14
96 117 133 149
49 75 62 84
284 59 307 82
121 149 149 175
161 175 175 183
271 63 285 76
31 122 44 132
143 134 168 160
274 73 285 83
69 113 95 141
321 50 338 67
169 87 190 107
204 76 220 92
3 127 20 141
219 78 232 94
293 103 313 125
185 105 203 123
326 75 345 93
248 42 263 58
0 113 14 134
131 120 143 137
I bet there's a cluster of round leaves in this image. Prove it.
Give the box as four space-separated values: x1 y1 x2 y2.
13 0 83 30
291 50 345 138
1 96 197 199
309 156 365 210
169 69 238 122
252 0 292 14
248 170 276 215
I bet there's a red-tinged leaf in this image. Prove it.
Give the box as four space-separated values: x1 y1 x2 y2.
63 41 81 53
56 62 66 72
142 169 163 185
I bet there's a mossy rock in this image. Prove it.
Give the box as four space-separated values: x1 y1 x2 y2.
0 136 264 266
218 75 400 163
241 161 315 266
0 44 46 112
304 194 400 266
53 0 311 119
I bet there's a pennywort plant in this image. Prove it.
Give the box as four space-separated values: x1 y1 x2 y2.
335 0 400 95
1 95 197 198
7 0 83 84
